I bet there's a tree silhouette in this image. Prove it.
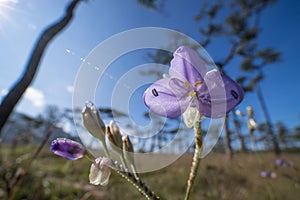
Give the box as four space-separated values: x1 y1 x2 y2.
0 0 83 135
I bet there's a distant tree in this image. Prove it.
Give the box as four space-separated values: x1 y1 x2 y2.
0 0 83 136
232 109 248 152
275 121 288 149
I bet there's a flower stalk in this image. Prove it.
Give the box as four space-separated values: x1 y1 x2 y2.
111 160 160 200
184 120 203 200
123 135 139 179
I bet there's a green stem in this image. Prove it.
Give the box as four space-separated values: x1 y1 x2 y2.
84 153 95 162
111 160 161 200
184 120 203 200
120 153 128 168
101 141 110 158
119 153 141 180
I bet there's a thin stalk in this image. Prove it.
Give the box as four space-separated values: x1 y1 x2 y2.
184 120 203 200
101 141 110 158
255 83 280 154
112 163 160 200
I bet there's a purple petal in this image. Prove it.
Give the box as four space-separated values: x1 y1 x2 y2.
169 77 191 99
169 46 206 85
221 72 244 112
143 78 190 118
50 138 85 160
197 70 244 118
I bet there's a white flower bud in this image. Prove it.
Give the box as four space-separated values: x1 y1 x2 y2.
82 101 106 142
247 118 256 131
235 110 245 117
107 121 123 152
122 135 134 163
246 106 254 117
89 157 112 186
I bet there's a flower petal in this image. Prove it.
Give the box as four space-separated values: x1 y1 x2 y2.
197 69 244 118
169 77 191 100
143 78 190 118
169 46 206 85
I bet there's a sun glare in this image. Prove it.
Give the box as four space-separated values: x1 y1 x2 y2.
0 0 18 30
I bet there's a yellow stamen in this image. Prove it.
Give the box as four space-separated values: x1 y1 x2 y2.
189 91 197 97
184 81 190 88
194 81 202 87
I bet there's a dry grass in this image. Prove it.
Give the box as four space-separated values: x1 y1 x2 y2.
1 145 299 199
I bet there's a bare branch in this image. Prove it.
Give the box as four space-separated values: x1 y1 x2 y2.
0 0 83 135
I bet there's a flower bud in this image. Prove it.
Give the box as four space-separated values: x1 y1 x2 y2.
270 172 277 178
89 157 112 186
122 135 134 162
123 135 134 153
247 118 256 131
122 135 139 176
246 106 254 117
82 101 106 142
235 110 245 117
50 138 85 160
107 121 123 151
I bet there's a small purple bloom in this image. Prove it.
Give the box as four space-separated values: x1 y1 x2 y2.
275 159 289 167
260 171 271 178
50 138 85 160
143 46 244 118
275 159 284 166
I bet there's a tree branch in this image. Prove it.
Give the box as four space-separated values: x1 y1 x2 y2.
0 0 83 135
216 42 238 69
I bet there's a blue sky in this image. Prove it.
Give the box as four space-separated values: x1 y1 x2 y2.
0 0 300 133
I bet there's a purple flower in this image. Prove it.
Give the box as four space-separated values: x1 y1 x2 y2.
275 159 284 166
143 46 244 119
260 171 271 178
50 138 85 160
275 159 289 167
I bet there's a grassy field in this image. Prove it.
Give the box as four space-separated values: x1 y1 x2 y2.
0 145 299 199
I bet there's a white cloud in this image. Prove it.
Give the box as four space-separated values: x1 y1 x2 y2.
24 87 45 107
66 85 74 93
